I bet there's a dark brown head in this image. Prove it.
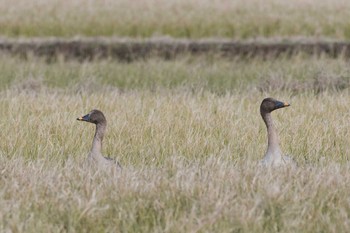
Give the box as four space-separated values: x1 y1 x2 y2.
77 109 107 125
260 98 290 114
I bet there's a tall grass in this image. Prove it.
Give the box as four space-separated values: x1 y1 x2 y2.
1 0 350 38
0 55 349 232
1 89 348 164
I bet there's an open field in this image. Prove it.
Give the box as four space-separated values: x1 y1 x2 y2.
1 0 350 39
1 0 349 231
0 55 349 232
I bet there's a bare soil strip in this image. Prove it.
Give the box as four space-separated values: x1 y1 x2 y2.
0 38 350 61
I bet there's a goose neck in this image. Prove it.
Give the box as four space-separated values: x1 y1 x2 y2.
262 112 282 159
90 123 106 156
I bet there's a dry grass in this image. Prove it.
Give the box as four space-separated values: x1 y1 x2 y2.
2 154 350 232
1 0 350 38
0 55 349 232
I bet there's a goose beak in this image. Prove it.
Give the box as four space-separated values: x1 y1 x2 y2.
275 100 290 109
77 114 90 121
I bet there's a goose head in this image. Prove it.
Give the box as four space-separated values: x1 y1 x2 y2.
260 98 290 114
77 109 106 125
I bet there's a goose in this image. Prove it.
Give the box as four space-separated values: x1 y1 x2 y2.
260 98 295 166
77 109 121 169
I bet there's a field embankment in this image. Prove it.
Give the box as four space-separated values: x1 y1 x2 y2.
3 38 350 60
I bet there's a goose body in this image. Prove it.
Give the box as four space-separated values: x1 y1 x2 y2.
77 109 121 169
260 98 295 166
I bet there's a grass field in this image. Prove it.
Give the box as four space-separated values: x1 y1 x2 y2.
1 1 349 231
0 55 349 232
1 0 350 39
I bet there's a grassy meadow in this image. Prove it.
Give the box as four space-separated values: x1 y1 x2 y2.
1 0 350 39
1 1 350 230
0 54 349 232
